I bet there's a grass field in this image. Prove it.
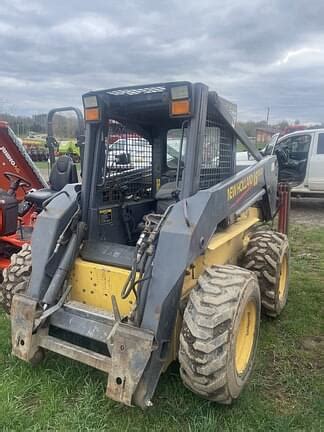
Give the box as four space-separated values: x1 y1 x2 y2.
0 225 323 431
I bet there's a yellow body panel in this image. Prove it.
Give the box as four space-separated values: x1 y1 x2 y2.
181 208 261 298
70 208 261 326
70 259 136 316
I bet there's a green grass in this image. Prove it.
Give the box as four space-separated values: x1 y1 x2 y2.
0 225 323 431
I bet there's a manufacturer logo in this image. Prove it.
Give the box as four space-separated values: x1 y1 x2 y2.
0 146 21 173
227 167 263 202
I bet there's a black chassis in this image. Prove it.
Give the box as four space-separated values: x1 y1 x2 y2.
11 82 278 408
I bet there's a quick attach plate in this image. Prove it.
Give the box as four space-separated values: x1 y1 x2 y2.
11 294 38 361
107 322 154 406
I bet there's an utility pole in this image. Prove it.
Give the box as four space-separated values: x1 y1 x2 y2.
266 107 270 125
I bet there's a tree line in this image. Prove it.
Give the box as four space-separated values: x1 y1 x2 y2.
0 112 79 139
0 112 323 139
237 120 324 137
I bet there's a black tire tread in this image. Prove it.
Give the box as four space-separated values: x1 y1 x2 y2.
242 230 289 317
1 243 31 314
179 265 258 404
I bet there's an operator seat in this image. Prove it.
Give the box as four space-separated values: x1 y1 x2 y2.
25 155 78 208
155 181 180 213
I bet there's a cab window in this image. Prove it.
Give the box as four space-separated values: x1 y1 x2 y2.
317 134 324 154
167 128 187 169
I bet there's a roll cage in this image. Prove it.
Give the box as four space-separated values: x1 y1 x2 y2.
81 82 261 222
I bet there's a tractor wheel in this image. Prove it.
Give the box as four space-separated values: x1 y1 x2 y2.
1 244 32 314
242 230 289 317
179 265 261 404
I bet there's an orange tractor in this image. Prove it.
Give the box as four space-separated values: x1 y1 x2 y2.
0 108 84 312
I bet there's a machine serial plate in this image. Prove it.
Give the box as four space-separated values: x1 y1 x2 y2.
99 208 112 224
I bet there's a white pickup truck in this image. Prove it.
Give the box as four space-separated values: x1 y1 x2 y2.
237 129 324 197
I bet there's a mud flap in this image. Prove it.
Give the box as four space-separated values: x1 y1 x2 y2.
107 322 154 406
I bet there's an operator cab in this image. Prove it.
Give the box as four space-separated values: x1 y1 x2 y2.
79 82 260 268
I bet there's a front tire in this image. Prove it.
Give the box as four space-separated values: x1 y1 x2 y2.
179 265 261 404
1 244 32 314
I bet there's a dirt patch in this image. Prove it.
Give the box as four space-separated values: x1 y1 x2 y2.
299 336 324 370
261 342 323 415
290 198 324 226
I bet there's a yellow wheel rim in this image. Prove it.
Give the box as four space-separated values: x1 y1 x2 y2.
278 255 288 301
235 300 257 375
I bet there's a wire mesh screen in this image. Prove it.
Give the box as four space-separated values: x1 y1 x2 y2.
199 121 234 189
102 121 152 203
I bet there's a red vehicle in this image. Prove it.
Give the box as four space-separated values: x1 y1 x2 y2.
0 108 83 312
0 121 48 269
281 125 305 136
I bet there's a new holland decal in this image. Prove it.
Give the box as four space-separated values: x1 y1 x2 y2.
227 167 263 203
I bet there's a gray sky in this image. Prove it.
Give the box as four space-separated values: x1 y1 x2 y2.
0 0 323 122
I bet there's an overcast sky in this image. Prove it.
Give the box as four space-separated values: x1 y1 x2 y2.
0 0 323 123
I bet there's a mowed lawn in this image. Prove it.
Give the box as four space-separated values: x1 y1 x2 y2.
0 225 323 431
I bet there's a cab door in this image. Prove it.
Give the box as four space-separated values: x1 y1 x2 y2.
308 132 324 191
273 133 312 185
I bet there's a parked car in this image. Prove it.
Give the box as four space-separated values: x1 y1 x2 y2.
107 138 151 170
237 129 324 196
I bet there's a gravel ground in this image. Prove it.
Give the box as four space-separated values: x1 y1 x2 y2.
290 197 324 227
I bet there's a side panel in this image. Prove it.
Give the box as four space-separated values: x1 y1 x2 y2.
27 184 80 300
165 207 262 367
308 131 324 191
142 157 276 328
181 207 261 297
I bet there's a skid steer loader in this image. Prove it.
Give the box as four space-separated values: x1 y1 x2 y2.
9 82 289 408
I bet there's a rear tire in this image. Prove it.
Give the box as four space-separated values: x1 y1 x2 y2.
242 230 289 317
1 244 32 314
179 265 261 404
